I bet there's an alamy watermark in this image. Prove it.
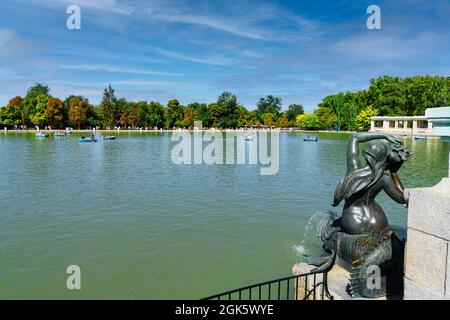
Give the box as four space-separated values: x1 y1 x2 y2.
66 265 81 290
366 265 381 290
170 122 279 175
66 5 81 30
367 5 381 30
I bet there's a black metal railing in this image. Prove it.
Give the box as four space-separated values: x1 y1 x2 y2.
202 271 333 300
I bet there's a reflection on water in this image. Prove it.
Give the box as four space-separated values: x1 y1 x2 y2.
0 132 448 298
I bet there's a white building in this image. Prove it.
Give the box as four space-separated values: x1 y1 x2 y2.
370 107 450 137
426 107 450 137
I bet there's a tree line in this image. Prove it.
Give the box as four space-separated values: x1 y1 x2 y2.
299 75 450 131
1 75 449 131
0 84 304 130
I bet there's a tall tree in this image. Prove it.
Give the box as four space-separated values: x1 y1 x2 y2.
165 99 184 128
26 83 50 98
99 84 117 129
182 107 196 128
0 103 21 127
127 102 140 129
257 95 282 120
31 93 49 128
68 96 90 130
285 104 304 121
216 92 239 128
44 97 63 128
117 98 129 128
8 96 25 126
142 101 165 129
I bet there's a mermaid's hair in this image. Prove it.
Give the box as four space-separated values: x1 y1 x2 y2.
333 141 389 206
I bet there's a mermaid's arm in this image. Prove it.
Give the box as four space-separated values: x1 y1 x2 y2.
382 173 406 204
347 133 400 172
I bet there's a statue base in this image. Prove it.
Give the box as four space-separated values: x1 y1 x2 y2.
292 263 402 300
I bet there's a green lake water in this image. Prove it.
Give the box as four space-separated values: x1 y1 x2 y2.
0 131 448 299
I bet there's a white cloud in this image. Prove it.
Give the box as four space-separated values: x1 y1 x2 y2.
0 28 44 59
331 32 442 60
146 12 270 40
150 47 238 66
0 29 15 46
24 0 318 41
59 64 183 76
240 50 264 59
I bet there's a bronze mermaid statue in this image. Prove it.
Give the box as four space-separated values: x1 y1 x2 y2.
306 133 412 298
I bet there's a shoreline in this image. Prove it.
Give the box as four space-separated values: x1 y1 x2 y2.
2 128 357 134
1 129 442 138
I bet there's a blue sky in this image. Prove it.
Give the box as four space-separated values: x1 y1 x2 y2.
0 0 449 111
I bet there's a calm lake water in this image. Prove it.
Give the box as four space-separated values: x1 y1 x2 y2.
0 131 448 299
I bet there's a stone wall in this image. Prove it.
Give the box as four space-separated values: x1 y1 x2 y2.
404 178 450 300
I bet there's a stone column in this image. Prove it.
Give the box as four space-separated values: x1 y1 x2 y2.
404 178 450 300
412 120 418 134
370 120 375 131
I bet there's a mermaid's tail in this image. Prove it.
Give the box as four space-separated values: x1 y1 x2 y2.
310 249 336 273
346 231 405 298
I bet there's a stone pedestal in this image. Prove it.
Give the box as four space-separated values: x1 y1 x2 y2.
292 263 390 300
292 263 326 300
404 178 450 300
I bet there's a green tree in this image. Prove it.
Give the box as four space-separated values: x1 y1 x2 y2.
331 92 358 131
314 107 338 130
143 101 165 129
367 76 406 116
188 102 211 127
355 106 378 131
99 84 117 129
216 92 240 128
257 95 282 120
296 113 321 130
404 76 449 116
0 103 21 127
165 99 184 128
285 104 304 126
31 93 49 127
86 106 101 128
237 106 252 127
26 83 50 97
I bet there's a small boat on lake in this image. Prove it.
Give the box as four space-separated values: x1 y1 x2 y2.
414 136 429 141
79 136 97 143
36 132 49 138
54 132 67 137
303 136 318 142
101 136 116 141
